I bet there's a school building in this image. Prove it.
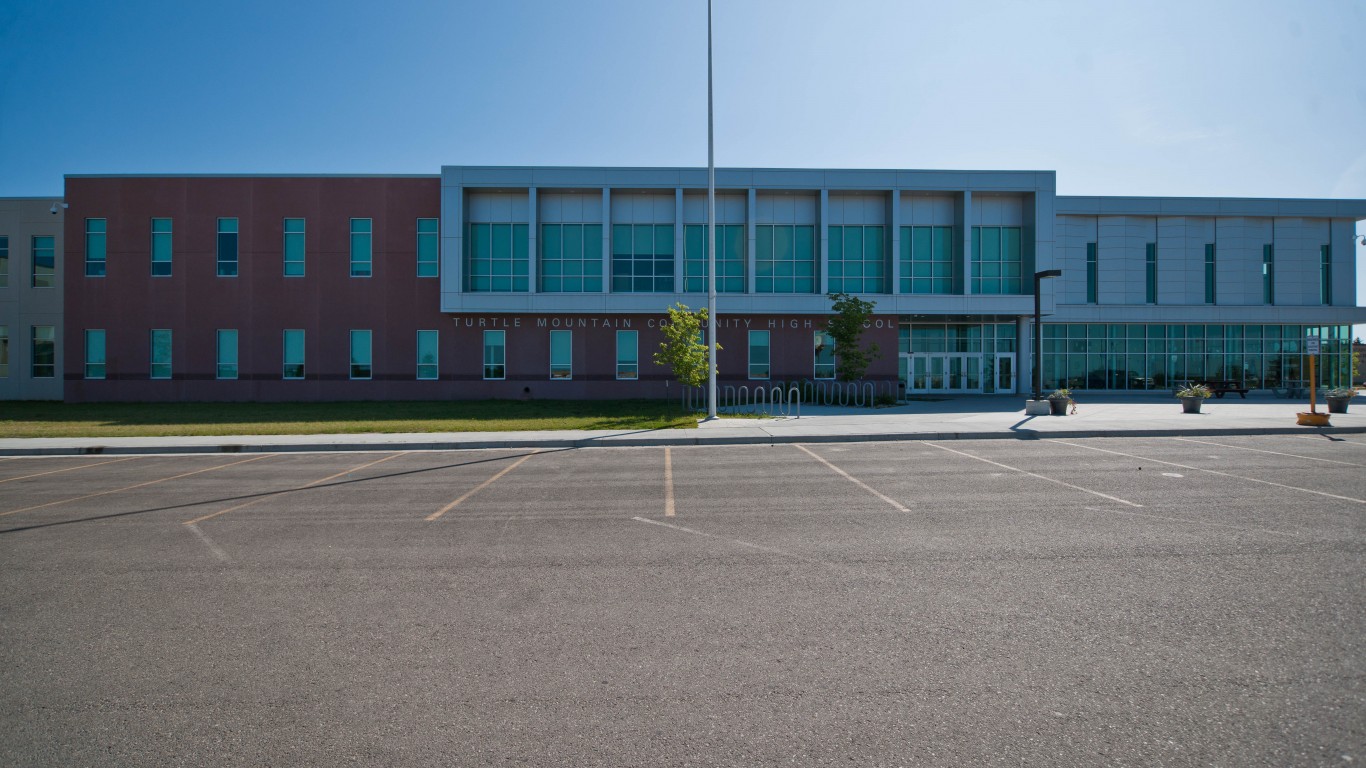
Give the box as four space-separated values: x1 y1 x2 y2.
2 166 1364 401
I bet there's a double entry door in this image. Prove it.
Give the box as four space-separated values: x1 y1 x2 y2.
905 353 1015 394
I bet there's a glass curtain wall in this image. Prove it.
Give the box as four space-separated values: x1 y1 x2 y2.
1041 323 1353 391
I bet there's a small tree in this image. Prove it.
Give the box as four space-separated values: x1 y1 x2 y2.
826 292 880 382
654 303 718 388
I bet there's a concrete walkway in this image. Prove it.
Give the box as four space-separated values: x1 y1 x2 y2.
2 393 1363 456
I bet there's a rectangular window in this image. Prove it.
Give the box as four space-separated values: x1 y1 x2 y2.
1204 243 1216 304
350 218 372 277
683 224 746 292
540 223 603 292
216 329 238 380
1262 244 1274 305
1145 242 1157 304
755 225 817 294
283 329 305 379
416 329 438 380
828 225 887 294
217 218 238 277
349 330 372 379
283 218 305 277
483 330 506 380
814 330 835 380
0 325 7 377
31 326 55 378
85 329 106 379
549 329 572 379
1320 245 1332 306
150 329 172 379
611 224 674 292
0 236 8 287
748 330 770 380
32 236 55 287
616 330 638 380
899 226 955 294
151 218 172 277
970 226 1023 294
417 218 439 278
465 222 529 292
1085 242 1098 304
86 219 107 277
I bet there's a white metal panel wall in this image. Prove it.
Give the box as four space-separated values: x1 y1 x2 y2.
682 193 745 224
971 194 1024 226
1331 219 1358 306
826 193 887 225
1096 216 1155 305
467 191 530 222
1273 218 1330 306
538 192 603 224
1214 217 1272 305
755 193 818 224
1054 215 1095 304
610 193 674 224
1171 217 1216 305
899 194 955 226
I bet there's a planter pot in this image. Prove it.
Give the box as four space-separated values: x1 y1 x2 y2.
1048 398 1070 415
1180 396 1204 414
1297 411 1331 426
1327 396 1351 414
1024 399 1051 415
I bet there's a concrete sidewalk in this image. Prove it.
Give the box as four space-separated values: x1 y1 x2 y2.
2 394 1363 456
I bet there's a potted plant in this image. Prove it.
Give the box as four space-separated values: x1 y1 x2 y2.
1326 387 1356 414
1175 382 1212 414
1047 388 1072 415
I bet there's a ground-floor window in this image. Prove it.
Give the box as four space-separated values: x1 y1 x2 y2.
150 329 172 379
813 331 835 379
283 329 305 379
216 329 238 380
417 330 438 380
31 326 55 378
748 330 770 380
616 330 638 380
85 329 106 379
349 330 372 380
483 330 505 380
549 330 572 379
1041 323 1353 390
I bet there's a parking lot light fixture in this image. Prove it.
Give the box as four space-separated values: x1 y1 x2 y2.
1033 269 1062 402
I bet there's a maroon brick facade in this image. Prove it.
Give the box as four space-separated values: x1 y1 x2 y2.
63 176 897 402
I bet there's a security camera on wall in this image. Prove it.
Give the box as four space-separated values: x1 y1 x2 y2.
50 202 68 215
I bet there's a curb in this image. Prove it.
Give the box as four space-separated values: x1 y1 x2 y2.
2 425 1364 456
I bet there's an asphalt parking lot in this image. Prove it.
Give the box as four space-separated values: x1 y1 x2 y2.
1 435 1363 767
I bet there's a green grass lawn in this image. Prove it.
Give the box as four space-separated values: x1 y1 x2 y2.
0 400 699 438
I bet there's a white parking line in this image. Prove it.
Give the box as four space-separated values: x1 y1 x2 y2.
185 522 232 561
926 442 1143 507
1173 437 1366 467
793 444 910 512
1056 440 1366 505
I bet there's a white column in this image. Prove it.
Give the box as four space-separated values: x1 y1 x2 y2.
526 187 538 294
746 188 757 295
601 188 611 293
818 188 829 296
889 190 901 295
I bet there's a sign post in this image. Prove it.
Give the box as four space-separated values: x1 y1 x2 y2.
1296 336 1329 425
1306 337 1320 413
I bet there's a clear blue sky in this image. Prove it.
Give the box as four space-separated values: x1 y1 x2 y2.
2 0 1363 320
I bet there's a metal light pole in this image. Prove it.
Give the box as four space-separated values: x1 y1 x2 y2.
1032 269 1062 401
705 0 718 420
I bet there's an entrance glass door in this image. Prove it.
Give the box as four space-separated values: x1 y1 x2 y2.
906 354 986 393
996 354 1015 393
